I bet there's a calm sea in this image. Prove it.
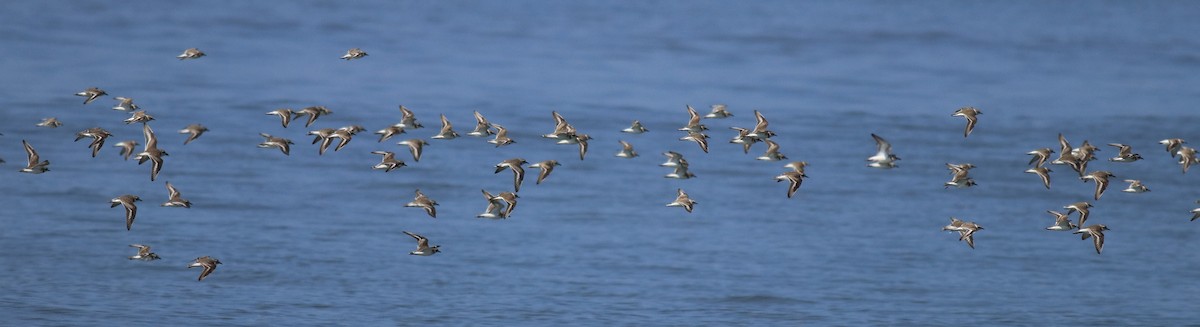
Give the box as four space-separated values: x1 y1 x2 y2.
1 1 1199 325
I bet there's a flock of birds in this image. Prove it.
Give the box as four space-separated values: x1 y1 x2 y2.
5 47 1199 282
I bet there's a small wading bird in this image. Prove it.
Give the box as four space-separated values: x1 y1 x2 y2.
403 231 440 256
1073 225 1109 254
528 160 560 184
405 189 438 218
128 244 160 261
951 106 981 138
188 256 222 281
867 134 899 169
20 140 49 174
666 188 696 213
942 217 983 249
177 48 205 60
340 48 368 60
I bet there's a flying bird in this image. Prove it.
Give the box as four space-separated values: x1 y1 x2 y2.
19 140 49 174
405 189 438 218
666 188 696 213
951 106 981 138
177 47 206 60
110 194 142 231
340 48 368 60
528 160 561 184
1073 224 1109 254
403 231 441 256
866 134 900 169
494 158 528 192
187 256 222 281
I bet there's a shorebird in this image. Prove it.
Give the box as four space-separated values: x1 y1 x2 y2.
477 189 508 219
340 47 368 60
942 217 983 249
177 47 205 60
729 127 758 154
371 151 406 172
488 124 514 147
867 133 900 169
74 127 110 142
308 128 336 155
784 161 808 176
330 125 365 152
468 111 494 137
123 110 155 124
528 160 560 184
403 231 440 256
1051 134 1076 165
405 189 438 218
951 106 981 138
75 87 107 105
1160 138 1186 158
36 117 62 128
495 158 528 192
112 97 138 111
492 191 519 218
775 171 805 198
666 188 696 213
74 127 111 158
1027 148 1054 167
660 151 685 167
541 111 578 143
161 182 192 208
1060 155 1089 178
257 133 294 155
397 139 429 162
1192 202 1200 222
127 244 160 261
747 110 775 139
1121 179 1150 193
1179 146 1198 174
265 109 294 128
756 139 787 161
679 132 709 153
110 194 141 231
664 159 696 179
397 105 423 129
615 140 638 158
944 169 977 189
375 125 406 142
188 256 222 281
1045 211 1077 231
573 134 592 160
20 140 49 174
1074 140 1100 162
946 163 976 174
1107 143 1142 162
622 120 648 134
295 106 332 128
431 114 459 140
178 124 208 145
113 140 139 160
134 124 168 181
1073 224 1109 254
704 104 732 119
678 105 708 133
1064 201 1093 227
1081 171 1115 200
1024 166 1052 189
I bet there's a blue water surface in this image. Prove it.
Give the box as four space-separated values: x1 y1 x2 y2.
1 1 1199 325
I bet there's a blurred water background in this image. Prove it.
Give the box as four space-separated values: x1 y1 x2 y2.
1 1 1199 325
